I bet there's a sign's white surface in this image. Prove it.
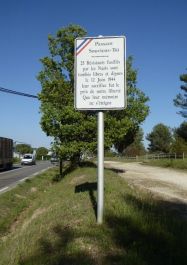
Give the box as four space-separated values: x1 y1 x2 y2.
75 36 126 110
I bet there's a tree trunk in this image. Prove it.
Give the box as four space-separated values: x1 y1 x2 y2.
59 158 63 176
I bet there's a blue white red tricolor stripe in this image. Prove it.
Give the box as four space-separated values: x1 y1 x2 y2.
76 38 93 56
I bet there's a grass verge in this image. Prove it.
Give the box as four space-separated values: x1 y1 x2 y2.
0 165 187 265
142 158 187 170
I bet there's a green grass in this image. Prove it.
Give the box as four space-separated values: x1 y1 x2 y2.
0 165 187 265
142 158 187 170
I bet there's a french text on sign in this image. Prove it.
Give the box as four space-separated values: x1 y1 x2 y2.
74 36 126 110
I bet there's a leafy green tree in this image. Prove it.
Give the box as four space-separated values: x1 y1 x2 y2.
171 136 187 154
36 147 48 160
107 56 149 154
174 70 187 118
175 121 187 141
123 128 146 156
146 123 173 153
37 24 149 173
15 144 32 155
38 24 96 173
171 122 187 153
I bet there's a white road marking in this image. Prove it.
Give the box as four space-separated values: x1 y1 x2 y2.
19 177 29 182
0 186 9 193
32 173 38 176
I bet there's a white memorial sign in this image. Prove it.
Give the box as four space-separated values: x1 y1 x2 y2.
74 36 126 110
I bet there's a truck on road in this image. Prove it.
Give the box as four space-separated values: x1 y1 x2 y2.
0 137 13 170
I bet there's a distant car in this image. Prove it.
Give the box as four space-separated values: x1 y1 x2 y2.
21 154 36 165
50 156 59 164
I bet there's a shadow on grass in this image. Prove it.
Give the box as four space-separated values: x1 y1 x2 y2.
17 165 187 265
52 164 77 182
17 193 187 265
75 182 97 219
124 192 187 218
19 225 95 265
79 161 97 168
106 167 126 174
52 161 96 182
105 193 187 265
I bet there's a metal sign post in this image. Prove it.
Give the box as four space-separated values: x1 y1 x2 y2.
97 111 104 224
74 36 126 224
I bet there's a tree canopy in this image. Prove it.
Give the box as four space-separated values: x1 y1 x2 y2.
146 123 172 153
37 24 149 166
15 144 33 155
171 122 187 153
174 70 187 118
36 147 48 160
175 121 187 141
122 128 146 156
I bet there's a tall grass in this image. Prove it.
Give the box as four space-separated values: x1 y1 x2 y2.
0 165 186 265
143 158 187 170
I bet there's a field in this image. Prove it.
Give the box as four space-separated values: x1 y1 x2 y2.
0 164 187 265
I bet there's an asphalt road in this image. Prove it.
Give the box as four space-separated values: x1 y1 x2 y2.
0 161 53 194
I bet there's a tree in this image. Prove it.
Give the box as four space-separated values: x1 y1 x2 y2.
36 147 48 160
174 70 187 118
106 56 149 154
175 121 187 141
146 123 172 153
37 24 149 173
171 136 187 154
171 122 187 153
122 128 146 156
38 25 97 173
15 144 32 155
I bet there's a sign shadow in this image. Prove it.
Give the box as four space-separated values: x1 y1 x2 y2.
75 182 97 219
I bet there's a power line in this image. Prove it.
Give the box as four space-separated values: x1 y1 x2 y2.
0 86 38 99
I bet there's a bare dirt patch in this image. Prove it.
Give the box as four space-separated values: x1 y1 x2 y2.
105 161 187 216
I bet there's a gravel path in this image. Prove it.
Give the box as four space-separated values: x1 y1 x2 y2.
105 161 187 204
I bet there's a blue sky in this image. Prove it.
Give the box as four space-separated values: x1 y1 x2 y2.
0 0 186 148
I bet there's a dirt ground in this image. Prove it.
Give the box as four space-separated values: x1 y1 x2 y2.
105 161 187 216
